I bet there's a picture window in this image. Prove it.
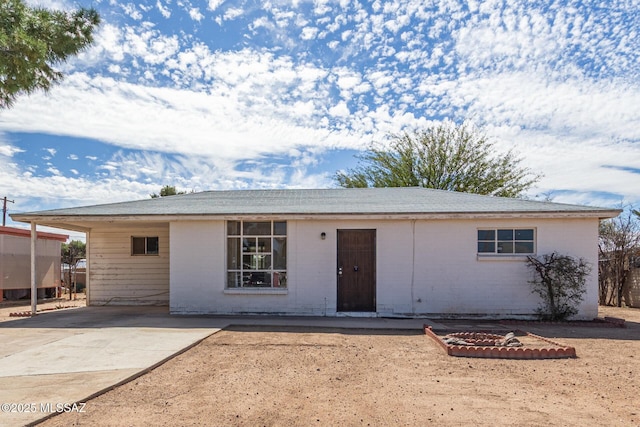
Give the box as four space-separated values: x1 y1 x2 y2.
227 221 287 288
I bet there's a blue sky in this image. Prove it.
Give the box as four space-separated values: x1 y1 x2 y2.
1 0 639 236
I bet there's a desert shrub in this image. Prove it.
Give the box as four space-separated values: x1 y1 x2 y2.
526 252 591 321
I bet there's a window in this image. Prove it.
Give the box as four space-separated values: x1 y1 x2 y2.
227 221 287 288
132 237 159 255
477 229 534 254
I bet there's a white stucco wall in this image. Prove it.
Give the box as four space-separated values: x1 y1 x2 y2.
169 221 224 312
168 217 600 319
412 218 599 318
170 219 413 315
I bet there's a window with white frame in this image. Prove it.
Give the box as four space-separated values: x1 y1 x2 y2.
227 220 287 288
477 228 535 254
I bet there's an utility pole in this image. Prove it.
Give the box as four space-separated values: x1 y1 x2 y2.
2 196 14 227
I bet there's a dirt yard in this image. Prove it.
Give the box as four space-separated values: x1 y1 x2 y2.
0 295 86 322
41 306 639 427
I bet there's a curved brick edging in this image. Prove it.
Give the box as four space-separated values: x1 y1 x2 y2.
423 325 577 359
9 312 33 317
9 306 78 317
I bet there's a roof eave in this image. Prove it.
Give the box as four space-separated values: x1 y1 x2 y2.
10 209 622 226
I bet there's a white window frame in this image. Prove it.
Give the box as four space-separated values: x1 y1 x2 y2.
226 220 287 289
477 228 535 255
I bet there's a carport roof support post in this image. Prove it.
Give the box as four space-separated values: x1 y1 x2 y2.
31 222 36 316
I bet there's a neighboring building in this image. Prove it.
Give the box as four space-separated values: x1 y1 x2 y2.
0 226 68 301
11 188 620 318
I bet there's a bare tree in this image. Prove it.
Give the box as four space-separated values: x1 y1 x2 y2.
61 240 86 300
527 252 591 320
598 209 640 306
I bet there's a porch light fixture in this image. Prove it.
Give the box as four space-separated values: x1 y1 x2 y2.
321 232 326 240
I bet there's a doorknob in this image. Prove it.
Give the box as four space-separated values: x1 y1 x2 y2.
338 267 343 277
353 265 359 272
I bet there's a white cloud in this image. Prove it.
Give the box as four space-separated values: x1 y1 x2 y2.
70 23 126 68
107 64 122 74
208 0 224 11
313 0 332 16
0 162 155 208
189 8 204 22
0 145 333 216
487 126 640 204
121 3 143 20
223 7 244 20
4 0 640 209
300 27 319 40
156 0 171 18
47 166 61 176
449 71 640 144
122 28 181 65
336 71 361 91
24 0 70 9
0 144 25 157
0 70 369 161
329 101 350 117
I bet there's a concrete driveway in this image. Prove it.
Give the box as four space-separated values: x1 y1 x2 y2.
0 307 432 426
0 307 227 426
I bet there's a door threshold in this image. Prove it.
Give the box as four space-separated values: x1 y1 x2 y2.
336 312 377 318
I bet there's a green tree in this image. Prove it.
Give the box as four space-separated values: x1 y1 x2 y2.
0 0 100 108
526 252 591 321
61 240 86 300
150 185 186 198
335 122 540 198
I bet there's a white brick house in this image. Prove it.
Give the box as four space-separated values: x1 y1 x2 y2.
12 188 620 319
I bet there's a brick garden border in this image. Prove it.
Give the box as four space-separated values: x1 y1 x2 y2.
9 306 78 317
423 325 577 359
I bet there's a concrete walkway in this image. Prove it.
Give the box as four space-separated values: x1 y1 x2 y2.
0 306 435 426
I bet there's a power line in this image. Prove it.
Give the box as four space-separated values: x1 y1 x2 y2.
2 196 15 227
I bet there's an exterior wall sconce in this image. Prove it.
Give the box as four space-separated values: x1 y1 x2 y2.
320 232 326 240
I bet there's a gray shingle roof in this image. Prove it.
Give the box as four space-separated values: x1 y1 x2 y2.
12 187 620 219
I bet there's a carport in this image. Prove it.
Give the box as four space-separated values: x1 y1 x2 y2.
10 215 95 315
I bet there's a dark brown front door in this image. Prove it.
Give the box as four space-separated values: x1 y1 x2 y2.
337 229 376 312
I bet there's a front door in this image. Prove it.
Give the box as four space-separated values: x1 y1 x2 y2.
337 229 376 312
